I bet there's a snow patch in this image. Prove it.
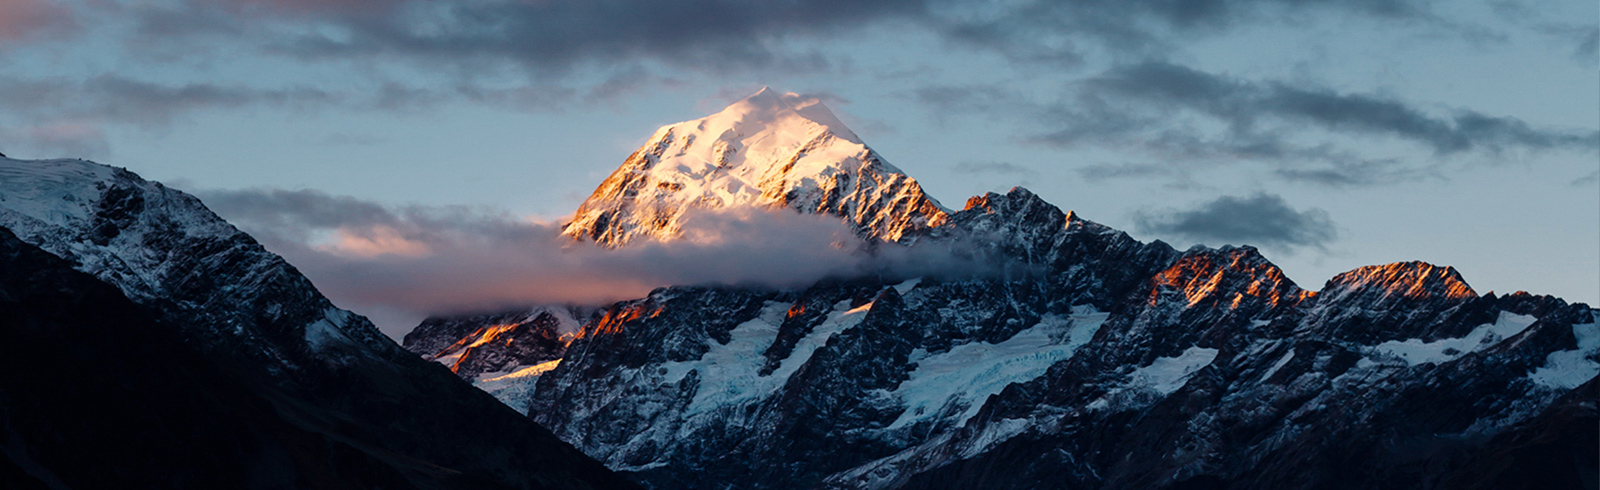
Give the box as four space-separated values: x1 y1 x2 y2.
893 277 922 295
887 306 1107 430
304 308 358 351
1259 350 1295 382
1367 311 1537 366
1088 346 1219 412
1132 347 1220 395
473 359 563 414
657 301 798 417
1528 317 1600 389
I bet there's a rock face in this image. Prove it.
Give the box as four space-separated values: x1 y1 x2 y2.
412 97 1599 489
561 88 949 247
0 157 638 490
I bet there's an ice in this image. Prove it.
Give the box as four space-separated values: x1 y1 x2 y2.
1131 346 1220 395
1259 349 1295 382
1528 314 1600 389
887 306 1108 430
1367 311 1538 366
473 359 563 414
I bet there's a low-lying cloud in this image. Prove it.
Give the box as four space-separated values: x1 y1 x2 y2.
1134 193 1338 254
196 187 982 336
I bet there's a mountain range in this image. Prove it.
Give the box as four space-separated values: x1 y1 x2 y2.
0 88 1593 490
405 89 1600 490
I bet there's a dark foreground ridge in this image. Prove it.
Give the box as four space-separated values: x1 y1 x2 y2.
0 158 638 490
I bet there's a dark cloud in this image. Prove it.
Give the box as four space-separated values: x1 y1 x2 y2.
1134 193 1337 253
0 0 75 44
952 161 1037 176
1573 170 1599 188
251 0 930 74
193 187 987 335
91 0 1454 78
1579 28 1600 62
1083 62 1599 155
920 63 1595 188
0 75 337 127
924 0 1438 64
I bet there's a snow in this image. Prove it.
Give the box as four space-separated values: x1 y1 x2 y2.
0 159 115 229
887 306 1108 430
0 157 387 360
1528 314 1600 389
1367 311 1537 365
1259 349 1295 382
654 297 876 423
562 87 948 245
1131 347 1220 395
658 300 792 417
474 360 563 414
304 308 359 350
893 277 922 295
1087 345 1219 412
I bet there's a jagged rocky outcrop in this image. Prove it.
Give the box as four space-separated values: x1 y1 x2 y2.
0 157 638 490
562 88 949 247
411 95 1599 489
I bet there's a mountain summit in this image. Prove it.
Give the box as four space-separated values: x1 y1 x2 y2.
562 88 949 247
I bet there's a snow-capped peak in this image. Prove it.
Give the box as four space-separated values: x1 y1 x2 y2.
562 88 948 247
712 87 864 145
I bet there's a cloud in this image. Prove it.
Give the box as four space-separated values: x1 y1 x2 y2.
952 161 1037 176
0 75 339 128
193 187 985 335
0 122 109 159
1081 62 1599 155
225 0 932 74
82 0 1456 80
1134 193 1337 253
920 63 1596 187
0 0 74 44
1573 170 1599 188
923 0 1440 64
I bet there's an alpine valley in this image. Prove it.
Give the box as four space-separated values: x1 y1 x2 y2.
404 89 1600 490
0 88 1593 490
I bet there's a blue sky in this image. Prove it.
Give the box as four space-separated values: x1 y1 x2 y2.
1 0 1595 333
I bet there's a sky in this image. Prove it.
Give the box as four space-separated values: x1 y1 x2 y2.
0 0 1595 336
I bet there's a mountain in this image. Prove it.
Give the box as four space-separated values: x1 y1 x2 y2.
562 87 949 247
0 157 639 490
404 306 593 414
410 93 1599 490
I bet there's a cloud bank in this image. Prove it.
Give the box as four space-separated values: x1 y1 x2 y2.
196 188 982 335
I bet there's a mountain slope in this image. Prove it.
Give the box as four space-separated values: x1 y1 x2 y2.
562 88 948 247
0 157 639 490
